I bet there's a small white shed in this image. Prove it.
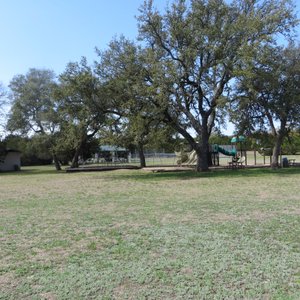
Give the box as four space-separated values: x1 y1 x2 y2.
0 150 21 171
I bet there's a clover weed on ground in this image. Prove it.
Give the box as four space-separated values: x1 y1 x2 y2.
0 166 300 299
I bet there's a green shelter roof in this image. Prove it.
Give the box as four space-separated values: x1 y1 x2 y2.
231 136 246 143
100 145 127 152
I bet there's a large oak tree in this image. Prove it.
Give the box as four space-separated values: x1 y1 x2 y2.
137 0 298 171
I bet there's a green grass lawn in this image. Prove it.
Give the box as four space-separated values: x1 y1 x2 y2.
1 166 300 299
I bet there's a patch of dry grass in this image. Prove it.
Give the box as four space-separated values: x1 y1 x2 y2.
0 166 300 299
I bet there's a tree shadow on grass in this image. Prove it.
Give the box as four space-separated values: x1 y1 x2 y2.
111 166 300 182
0 167 66 176
2 165 300 181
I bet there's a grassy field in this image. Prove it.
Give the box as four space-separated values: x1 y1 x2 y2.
1 166 300 299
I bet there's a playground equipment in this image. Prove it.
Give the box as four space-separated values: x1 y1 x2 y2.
228 135 247 166
231 136 246 157
176 144 238 166
212 145 236 157
209 144 237 166
175 135 246 167
175 150 197 165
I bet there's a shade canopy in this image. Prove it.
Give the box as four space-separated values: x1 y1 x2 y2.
231 136 245 143
99 145 127 152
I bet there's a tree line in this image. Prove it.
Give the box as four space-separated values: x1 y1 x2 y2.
1 0 300 171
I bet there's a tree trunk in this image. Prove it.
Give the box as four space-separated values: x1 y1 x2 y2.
71 146 82 168
196 128 210 172
138 142 146 168
52 153 61 171
271 132 284 169
196 146 209 172
163 111 210 172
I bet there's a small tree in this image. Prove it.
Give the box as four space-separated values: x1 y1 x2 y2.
56 58 109 168
232 44 300 168
96 37 170 167
7 69 62 170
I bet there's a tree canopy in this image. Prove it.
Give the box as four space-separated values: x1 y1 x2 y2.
0 82 6 111
136 0 298 171
2 0 300 171
55 58 109 168
7 69 58 135
95 37 175 167
0 82 7 136
7 68 63 170
232 43 300 168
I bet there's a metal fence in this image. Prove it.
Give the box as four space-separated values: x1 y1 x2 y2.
83 150 299 167
129 152 177 166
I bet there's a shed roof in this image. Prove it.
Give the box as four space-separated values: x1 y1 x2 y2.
99 145 127 152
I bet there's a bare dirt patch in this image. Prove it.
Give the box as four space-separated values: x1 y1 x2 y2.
282 207 300 216
211 211 277 222
113 279 142 300
39 292 57 300
0 273 19 291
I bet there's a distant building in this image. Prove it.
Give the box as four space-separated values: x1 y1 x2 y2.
97 145 129 163
0 149 21 171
